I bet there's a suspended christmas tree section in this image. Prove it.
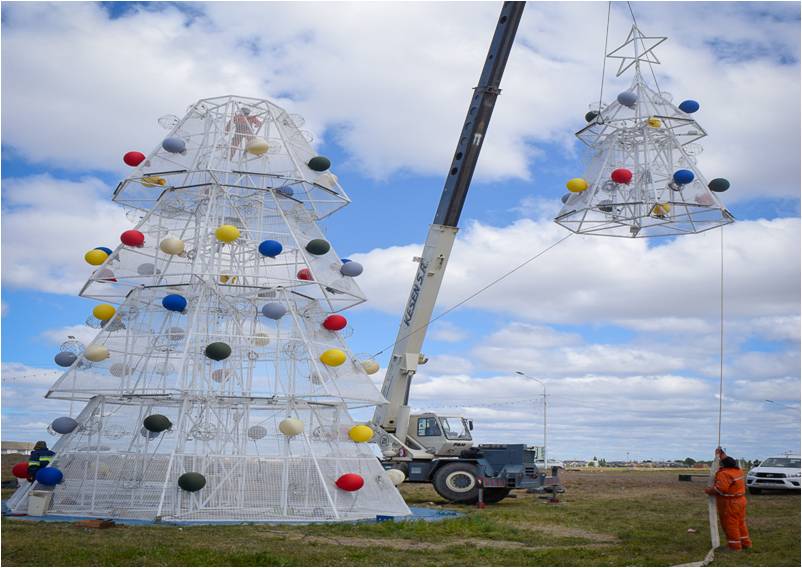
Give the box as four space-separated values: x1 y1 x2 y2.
555 26 734 238
7 95 410 523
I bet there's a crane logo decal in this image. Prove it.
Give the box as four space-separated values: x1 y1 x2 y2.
403 260 428 326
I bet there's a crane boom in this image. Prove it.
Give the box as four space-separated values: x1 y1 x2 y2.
373 2 525 436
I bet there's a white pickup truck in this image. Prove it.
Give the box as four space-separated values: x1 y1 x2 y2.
746 455 801 494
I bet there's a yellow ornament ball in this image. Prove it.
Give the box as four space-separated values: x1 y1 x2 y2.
246 137 270 156
647 117 662 128
84 249 108 266
215 225 240 243
92 304 116 321
652 203 672 217
84 344 110 362
348 424 373 443
566 178 589 193
320 348 347 367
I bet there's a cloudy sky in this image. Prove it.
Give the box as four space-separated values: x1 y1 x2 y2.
2 1 799 461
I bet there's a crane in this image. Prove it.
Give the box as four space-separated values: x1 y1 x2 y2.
370 2 554 505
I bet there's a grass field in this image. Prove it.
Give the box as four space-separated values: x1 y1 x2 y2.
2 454 799 567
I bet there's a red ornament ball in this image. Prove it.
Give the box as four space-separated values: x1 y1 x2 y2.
611 168 633 184
335 473 364 492
12 462 29 479
120 230 145 247
297 268 313 281
123 151 146 167
323 315 347 331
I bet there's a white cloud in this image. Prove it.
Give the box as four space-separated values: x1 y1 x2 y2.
1 3 798 198
1 175 130 294
355 217 801 325
422 354 474 376
428 321 470 343
405 370 798 460
40 324 100 347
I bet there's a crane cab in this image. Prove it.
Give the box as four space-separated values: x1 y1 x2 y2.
405 413 474 457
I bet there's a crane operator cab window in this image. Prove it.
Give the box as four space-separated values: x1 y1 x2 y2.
440 417 472 441
417 417 442 438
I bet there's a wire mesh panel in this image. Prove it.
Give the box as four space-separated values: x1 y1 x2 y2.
11 95 410 523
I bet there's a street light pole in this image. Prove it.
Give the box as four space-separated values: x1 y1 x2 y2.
515 371 547 476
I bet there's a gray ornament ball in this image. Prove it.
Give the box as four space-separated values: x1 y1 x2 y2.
617 91 638 107
162 137 186 154
51 416 79 434
55 351 78 367
261 303 287 320
340 261 363 277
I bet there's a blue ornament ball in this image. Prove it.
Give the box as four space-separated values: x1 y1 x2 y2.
678 100 700 113
258 240 283 258
673 169 695 185
94 247 113 255
162 294 188 312
36 467 64 486
162 137 186 154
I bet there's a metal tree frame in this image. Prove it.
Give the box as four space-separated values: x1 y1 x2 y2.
555 26 734 238
8 95 410 523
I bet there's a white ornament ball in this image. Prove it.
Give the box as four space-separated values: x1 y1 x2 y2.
246 137 270 156
159 237 185 255
386 468 406 486
84 344 110 362
211 369 232 383
361 359 380 375
252 332 271 346
278 418 304 437
109 363 132 377
247 425 268 440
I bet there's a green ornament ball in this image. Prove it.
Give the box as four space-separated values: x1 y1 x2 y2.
178 472 206 492
307 156 331 172
143 414 172 433
205 342 232 361
305 239 331 256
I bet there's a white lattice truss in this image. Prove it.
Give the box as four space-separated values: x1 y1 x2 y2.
8 95 410 523
555 27 734 238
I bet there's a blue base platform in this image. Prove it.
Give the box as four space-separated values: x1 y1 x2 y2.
2 505 461 526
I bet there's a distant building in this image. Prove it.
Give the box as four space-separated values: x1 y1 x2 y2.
1 441 33 455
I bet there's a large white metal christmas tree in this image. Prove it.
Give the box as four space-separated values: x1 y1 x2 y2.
555 25 734 238
8 95 410 523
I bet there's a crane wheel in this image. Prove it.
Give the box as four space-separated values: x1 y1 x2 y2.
433 462 480 504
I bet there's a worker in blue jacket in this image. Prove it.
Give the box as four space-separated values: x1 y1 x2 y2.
27 441 55 483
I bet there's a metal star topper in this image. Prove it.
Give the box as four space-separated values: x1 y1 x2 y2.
606 25 667 77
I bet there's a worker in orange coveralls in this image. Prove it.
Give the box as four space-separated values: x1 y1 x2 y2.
705 448 752 551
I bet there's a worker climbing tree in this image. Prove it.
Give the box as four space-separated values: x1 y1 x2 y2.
7 95 410 523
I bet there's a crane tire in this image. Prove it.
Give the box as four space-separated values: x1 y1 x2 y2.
433 462 480 504
482 488 512 503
